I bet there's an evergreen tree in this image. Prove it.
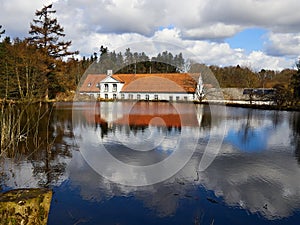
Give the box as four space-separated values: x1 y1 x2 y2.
0 25 5 37
28 4 77 100
28 4 76 58
291 60 300 101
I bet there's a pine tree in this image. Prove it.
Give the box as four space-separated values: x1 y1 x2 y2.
28 4 76 58
291 60 300 101
28 4 77 100
0 25 5 37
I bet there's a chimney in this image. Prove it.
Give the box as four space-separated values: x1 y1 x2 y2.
107 70 113 76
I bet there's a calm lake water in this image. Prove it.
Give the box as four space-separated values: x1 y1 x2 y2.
1 102 300 225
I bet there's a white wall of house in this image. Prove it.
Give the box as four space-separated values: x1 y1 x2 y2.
81 91 197 102
119 92 196 101
80 92 100 98
99 77 124 100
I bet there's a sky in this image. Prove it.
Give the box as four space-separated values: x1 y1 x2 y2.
1 0 300 71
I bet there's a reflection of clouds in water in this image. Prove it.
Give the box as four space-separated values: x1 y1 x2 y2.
221 109 293 153
197 152 300 219
267 120 291 149
0 155 71 189
67 150 196 217
0 159 39 189
4 142 300 220
67 139 300 220
108 125 179 152
69 107 300 219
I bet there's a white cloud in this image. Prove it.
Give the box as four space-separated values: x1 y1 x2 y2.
201 0 300 33
0 0 53 37
65 26 294 70
182 23 242 40
1 0 299 70
266 32 300 58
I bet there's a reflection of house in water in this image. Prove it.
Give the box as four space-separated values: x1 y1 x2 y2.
80 102 201 132
79 70 203 102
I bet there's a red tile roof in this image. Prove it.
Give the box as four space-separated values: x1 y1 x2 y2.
115 73 200 93
79 73 201 93
79 74 107 92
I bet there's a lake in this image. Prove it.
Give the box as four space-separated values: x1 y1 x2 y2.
1 102 300 225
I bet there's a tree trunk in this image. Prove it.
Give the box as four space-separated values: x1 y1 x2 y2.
15 67 24 99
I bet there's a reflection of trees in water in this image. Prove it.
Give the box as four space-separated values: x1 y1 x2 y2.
239 109 254 145
95 121 108 138
271 110 283 128
0 103 74 188
291 112 300 163
97 123 182 139
34 105 75 187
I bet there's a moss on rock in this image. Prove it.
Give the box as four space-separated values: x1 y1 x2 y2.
0 188 52 225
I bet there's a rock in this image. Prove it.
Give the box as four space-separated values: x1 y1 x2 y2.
0 188 52 225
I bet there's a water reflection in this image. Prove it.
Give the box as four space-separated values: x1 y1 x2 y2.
223 109 290 152
1 102 300 224
291 112 300 163
72 102 202 186
0 104 74 188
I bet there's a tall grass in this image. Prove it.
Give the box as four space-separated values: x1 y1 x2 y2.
0 102 52 158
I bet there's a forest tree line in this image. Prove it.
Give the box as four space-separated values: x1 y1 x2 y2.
0 4 299 106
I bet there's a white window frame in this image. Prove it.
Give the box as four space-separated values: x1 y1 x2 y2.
104 84 108 92
113 84 117 92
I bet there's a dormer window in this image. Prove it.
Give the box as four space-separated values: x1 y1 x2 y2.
87 83 92 87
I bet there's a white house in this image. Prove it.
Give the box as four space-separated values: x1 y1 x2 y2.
79 70 203 102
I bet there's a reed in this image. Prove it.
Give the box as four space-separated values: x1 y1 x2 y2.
0 102 52 158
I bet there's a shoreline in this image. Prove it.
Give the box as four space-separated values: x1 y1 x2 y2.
1 98 299 112
201 101 300 112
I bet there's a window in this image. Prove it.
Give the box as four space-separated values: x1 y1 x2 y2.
129 94 133 100
137 94 141 100
121 93 125 99
104 84 108 92
184 96 188 101
169 96 173 102
113 84 117 92
105 94 108 99
145 95 149 101
113 94 117 99
154 95 158 100
176 96 180 101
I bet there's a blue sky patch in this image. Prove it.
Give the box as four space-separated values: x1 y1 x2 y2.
226 28 268 54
